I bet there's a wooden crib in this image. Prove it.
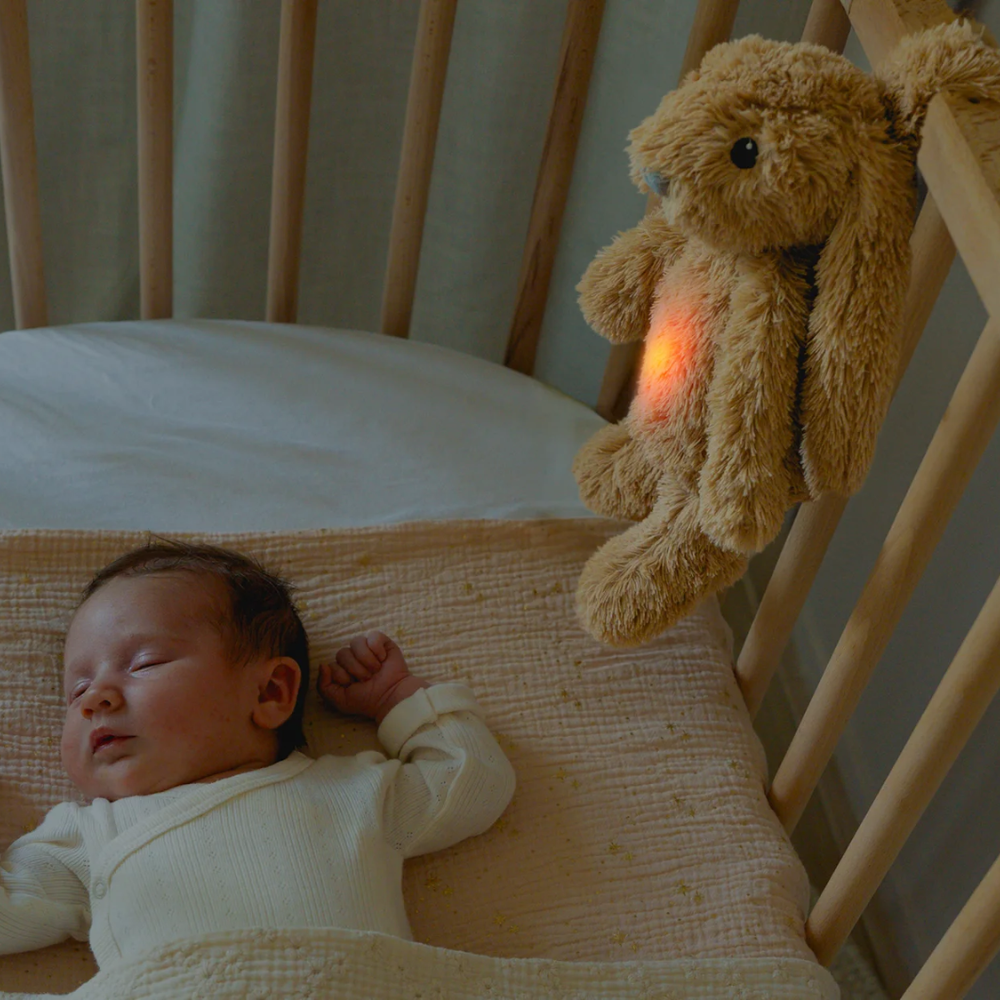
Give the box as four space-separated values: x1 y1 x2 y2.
0 0 998 997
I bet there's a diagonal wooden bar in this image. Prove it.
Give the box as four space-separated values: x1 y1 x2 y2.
504 0 605 375
801 0 852 48
595 0 739 421
0 0 45 330
900 845 1000 999
137 0 173 321
380 0 456 340
806 569 1000 966
770 313 1000 835
266 0 318 325
736 195 956 718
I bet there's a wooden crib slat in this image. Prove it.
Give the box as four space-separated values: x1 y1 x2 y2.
736 195 955 718
770 313 1000 835
806 570 1000 966
504 0 605 375
900 848 1000 1000
136 0 173 321
851 0 955 66
0 0 46 329
595 0 738 419
801 0 852 49
379 0 456 340
678 0 741 76
266 0 318 326
596 340 642 421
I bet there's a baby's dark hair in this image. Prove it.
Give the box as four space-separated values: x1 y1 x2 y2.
76 536 310 761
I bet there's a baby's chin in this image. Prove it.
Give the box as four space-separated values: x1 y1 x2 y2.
68 757 189 802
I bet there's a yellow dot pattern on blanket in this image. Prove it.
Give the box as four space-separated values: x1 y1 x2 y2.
0 519 813 994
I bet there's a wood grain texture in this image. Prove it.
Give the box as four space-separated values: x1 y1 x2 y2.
0 0 46 329
380 0 456 339
137 0 173 321
806 569 1000 967
504 0 605 374
266 0 318 325
770 314 1000 835
802 0 852 50
901 846 1000 998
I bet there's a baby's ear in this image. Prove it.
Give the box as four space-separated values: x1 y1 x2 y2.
798 135 915 497
254 656 301 729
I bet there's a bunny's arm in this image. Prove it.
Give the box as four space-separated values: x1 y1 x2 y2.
577 208 686 343
698 252 811 553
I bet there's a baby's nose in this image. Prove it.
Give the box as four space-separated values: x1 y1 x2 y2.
80 684 123 714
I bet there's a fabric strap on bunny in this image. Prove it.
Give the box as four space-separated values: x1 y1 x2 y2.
572 19 1000 647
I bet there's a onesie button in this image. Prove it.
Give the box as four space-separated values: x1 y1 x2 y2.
93 879 107 899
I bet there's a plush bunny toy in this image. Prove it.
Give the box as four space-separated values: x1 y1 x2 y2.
574 19 1000 646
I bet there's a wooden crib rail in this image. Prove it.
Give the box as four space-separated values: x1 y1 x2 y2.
266 0 318 325
900 845 1000 1000
504 0 605 374
736 194 957 718
137 0 173 321
806 567 1000 966
771 311 1000 836
0 0 45 330
761 0 1000 830
380 0 456 339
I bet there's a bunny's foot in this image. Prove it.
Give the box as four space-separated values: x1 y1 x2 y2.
575 489 747 646
572 422 659 522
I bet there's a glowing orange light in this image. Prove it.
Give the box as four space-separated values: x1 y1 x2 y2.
643 335 682 380
635 308 696 421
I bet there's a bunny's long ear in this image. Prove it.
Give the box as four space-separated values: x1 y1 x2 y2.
877 19 1000 143
800 18 1000 499
797 133 915 498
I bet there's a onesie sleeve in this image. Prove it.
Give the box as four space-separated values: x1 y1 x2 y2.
375 682 516 859
0 801 91 954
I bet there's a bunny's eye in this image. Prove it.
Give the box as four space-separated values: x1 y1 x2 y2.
730 137 758 169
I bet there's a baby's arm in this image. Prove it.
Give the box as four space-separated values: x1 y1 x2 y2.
0 801 90 954
318 632 516 859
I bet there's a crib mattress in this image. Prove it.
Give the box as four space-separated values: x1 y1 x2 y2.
0 320 825 995
0 319 603 531
0 521 825 997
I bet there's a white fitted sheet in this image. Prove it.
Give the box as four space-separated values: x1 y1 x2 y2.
0 319 605 530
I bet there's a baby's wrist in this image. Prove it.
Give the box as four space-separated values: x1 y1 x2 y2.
374 674 431 726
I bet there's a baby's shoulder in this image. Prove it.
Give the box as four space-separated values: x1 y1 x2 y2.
291 751 393 801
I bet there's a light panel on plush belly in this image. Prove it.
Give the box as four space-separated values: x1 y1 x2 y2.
632 256 730 479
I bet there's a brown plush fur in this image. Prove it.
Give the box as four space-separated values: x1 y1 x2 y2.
574 19 1000 646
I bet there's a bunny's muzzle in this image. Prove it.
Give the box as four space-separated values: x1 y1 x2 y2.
642 170 671 197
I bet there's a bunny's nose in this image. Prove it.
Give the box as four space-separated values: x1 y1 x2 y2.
642 170 670 197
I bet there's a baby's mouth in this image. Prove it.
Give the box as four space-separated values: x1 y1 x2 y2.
93 735 134 754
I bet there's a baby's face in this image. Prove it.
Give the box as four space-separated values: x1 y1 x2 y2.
61 572 284 802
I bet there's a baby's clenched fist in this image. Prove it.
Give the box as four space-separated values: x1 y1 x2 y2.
317 631 429 724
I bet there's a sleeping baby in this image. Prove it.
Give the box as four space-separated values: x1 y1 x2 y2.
0 539 516 971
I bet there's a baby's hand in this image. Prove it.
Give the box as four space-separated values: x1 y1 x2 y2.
318 631 420 722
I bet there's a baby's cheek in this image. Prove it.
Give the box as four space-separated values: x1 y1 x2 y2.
59 720 84 779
